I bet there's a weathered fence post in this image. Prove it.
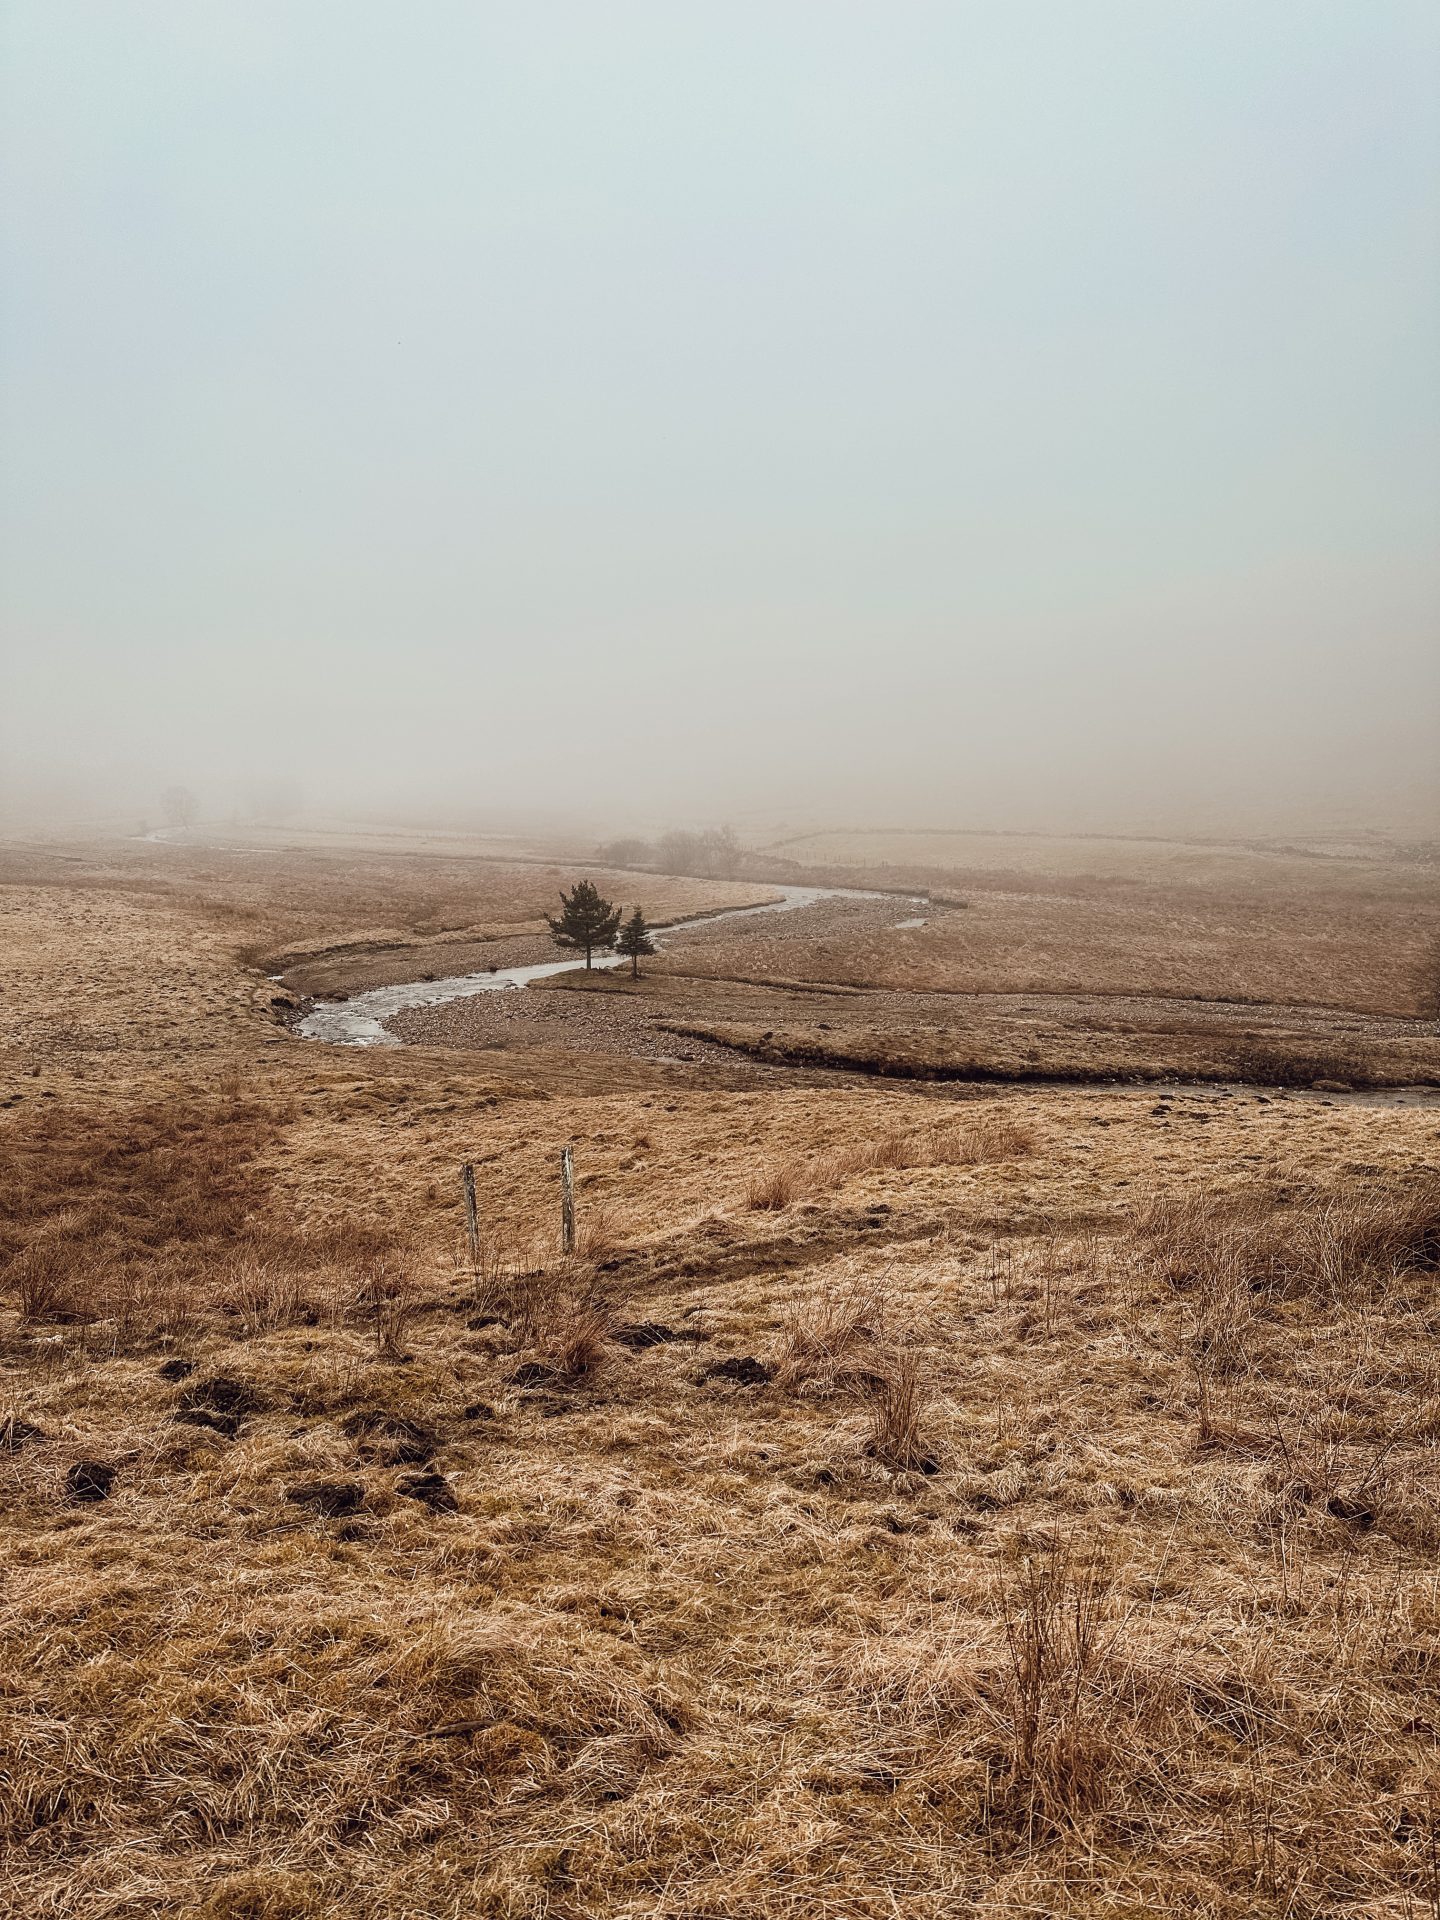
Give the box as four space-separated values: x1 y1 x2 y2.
460 1162 479 1266
560 1144 575 1256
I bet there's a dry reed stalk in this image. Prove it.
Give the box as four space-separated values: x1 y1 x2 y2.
994 1542 1131 1834
865 1352 936 1474
773 1277 888 1394
6 1239 78 1323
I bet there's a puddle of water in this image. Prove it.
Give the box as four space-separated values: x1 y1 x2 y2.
298 884 896 1046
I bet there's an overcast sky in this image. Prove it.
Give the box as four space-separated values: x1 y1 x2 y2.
2 2 1437 833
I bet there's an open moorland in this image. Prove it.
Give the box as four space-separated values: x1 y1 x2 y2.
2 827 1439 1918
407 828 1440 1090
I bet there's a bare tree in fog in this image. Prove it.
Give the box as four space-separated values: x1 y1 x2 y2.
597 838 654 869
656 827 742 878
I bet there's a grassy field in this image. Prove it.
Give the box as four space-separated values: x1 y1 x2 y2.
660 885 1438 1018
3 834 1439 1917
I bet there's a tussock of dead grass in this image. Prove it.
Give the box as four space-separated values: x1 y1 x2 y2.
864 1351 935 1474
773 1275 888 1394
746 1113 1032 1211
1133 1172 1440 1306
773 1272 940 1474
524 1287 611 1382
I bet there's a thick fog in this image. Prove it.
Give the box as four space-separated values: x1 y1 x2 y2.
2 3 1437 838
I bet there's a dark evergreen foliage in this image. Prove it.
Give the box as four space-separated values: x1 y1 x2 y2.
615 907 658 978
546 880 622 968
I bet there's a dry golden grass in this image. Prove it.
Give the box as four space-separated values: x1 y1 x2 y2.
746 1113 1033 1209
757 821 1434 886
672 986 1440 1089
663 880 1440 1017
0 837 775 1035
3 839 1440 1916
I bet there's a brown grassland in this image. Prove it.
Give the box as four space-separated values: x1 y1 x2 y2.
2 830 1439 1918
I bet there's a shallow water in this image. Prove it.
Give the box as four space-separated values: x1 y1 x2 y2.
297 884 900 1047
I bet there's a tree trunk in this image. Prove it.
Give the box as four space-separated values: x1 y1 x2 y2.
630 953 639 979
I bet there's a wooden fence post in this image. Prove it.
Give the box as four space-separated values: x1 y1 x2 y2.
461 1162 479 1266
560 1145 575 1256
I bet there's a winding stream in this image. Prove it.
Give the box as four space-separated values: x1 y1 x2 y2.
290 886 1438 1108
297 885 900 1047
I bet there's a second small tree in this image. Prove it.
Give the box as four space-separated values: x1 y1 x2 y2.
615 907 657 978
547 880 621 969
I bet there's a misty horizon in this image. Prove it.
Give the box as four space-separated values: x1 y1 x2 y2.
3 3 1438 839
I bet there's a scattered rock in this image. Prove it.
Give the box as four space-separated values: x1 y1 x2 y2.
286 1480 365 1518
1 1416 47 1451
157 1358 196 1382
700 1356 773 1388
172 1409 240 1438
395 1471 459 1512
181 1375 267 1418
65 1461 115 1502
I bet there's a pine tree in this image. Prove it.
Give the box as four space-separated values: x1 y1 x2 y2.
614 907 657 978
546 880 621 969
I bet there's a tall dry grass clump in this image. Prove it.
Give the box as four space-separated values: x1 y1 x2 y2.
479 1248 617 1385
522 1283 611 1381
467 1229 613 1378
349 1256 420 1359
834 1112 1034 1177
1133 1172 1440 1307
772 1276 888 1393
865 1351 936 1474
6 1235 80 1323
986 1542 1187 1840
774 1270 940 1472
745 1112 1032 1211
744 1158 807 1211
